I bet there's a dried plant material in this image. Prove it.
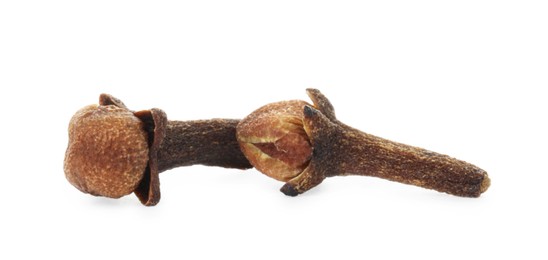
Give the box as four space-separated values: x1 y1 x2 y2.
64 94 251 206
237 100 312 182
66 90 490 206
65 104 149 198
237 89 490 197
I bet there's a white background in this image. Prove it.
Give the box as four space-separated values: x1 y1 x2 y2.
1 1 546 259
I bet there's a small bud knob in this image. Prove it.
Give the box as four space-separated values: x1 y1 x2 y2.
64 104 149 198
237 100 313 182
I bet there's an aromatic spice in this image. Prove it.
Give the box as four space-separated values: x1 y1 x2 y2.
64 94 251 206
237 89 490 197
66 90 490 206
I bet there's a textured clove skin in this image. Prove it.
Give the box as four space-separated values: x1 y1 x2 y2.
237 89 490 197
64 94 251 206
158 119 252 172
237 100 313 182
64 104 149 198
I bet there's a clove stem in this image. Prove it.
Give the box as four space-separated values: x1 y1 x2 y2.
331 125 490 197
157 119 252 172
302 102 490 198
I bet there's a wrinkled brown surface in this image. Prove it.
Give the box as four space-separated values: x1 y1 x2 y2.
238 89 490 198
133 108 167 206
65 94 252 206
64 104 149 198
237 100 313 182
158 119 252 172
303 105 490 197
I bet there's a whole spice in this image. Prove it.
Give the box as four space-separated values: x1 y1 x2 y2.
237 89 491 197
64 94 251 206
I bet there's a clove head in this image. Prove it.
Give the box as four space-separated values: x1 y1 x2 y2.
64 104 149 198
64 94 167 206
237 100 313 182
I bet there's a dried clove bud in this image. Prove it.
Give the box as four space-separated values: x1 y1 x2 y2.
64 94 251 206
65 104 150 199
236 89 491 197
237 100 312 182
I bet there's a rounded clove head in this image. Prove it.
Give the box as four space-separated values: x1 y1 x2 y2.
64 104 149 198
236 100 313 182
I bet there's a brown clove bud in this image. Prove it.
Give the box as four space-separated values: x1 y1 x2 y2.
64 94 251 206
236 89 490 197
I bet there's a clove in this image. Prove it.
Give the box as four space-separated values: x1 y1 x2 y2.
236 89 490 197
64 94 251 206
